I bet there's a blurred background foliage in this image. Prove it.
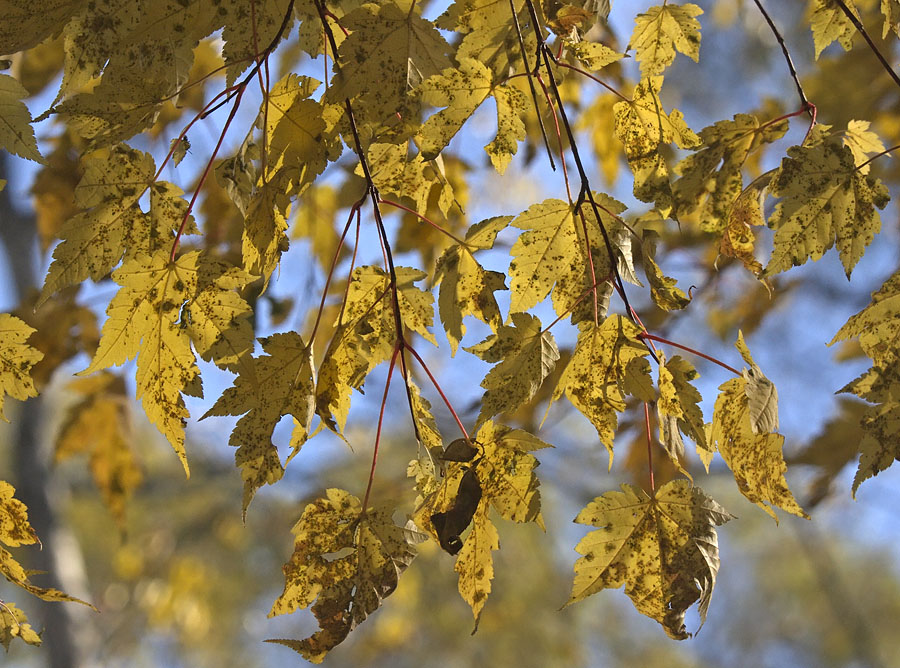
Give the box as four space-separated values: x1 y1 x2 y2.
1 0 900 666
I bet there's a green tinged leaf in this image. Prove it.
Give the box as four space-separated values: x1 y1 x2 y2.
567 480 733 640
630 3 703 76
764 136 890 278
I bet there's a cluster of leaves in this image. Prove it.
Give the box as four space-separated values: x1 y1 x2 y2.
0 0 898 660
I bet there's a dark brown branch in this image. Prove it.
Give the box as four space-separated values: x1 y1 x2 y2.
752 0 811 113
833 0 900 91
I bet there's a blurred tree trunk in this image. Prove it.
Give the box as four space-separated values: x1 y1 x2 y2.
0 154 94 668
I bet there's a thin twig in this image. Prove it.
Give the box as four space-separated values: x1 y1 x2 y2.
832 0 900 91
508 0 556 169
752 0 812 114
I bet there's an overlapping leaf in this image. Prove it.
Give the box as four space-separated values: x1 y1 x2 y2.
764 136 890 278
673 113 788 231
830 269 900 491
204 332 314 513
567 480 733 639
415 421 548 625
614 77 700 213
328 1 452 126
630 3 703 76
268 489 425 663
708 335 805 520
83 251 251 475
434 216 510 354
465 312 559 426
657 353 707 475
553 315 652 464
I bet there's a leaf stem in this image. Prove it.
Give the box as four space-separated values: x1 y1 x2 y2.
856 143 900 171
405 344 471 443
362 345 400 510
378 198 468 246
508 0 556 170
638 332 741 376
552 61 629 102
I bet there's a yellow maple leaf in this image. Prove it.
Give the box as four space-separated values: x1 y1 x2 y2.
203 332 315 514
553 315 651 465
566 480 733 639
268 489 425 663
0 73 44 163
657 352 707 475
434 216 511 354
0 314 43 422
415 421 548 625
630 3 703 77
465 312 560 427
82 250 213 475
764 136 890 278
810 0 857 59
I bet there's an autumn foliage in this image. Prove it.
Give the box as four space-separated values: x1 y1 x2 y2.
0 0 899 661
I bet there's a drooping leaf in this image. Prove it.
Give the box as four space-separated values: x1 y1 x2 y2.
629 3 703 77
415 421 547 625
203 333 315 514
709 375 807 521
434 216 511 354
657 352 707 474
553 315 651 465
81 251 210 475
268 489 425 663
641 234 690 311
567 480 733 640
883 0 900 37
0 601 42 651
485 83 527 174
763 136 890 278
465 312 559 427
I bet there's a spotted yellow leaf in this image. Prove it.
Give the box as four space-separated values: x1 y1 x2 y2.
567 480 733 639
268 489 425 663
629 3 703 76
553 315 651 465
763 136 890 278
0 73 43 163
